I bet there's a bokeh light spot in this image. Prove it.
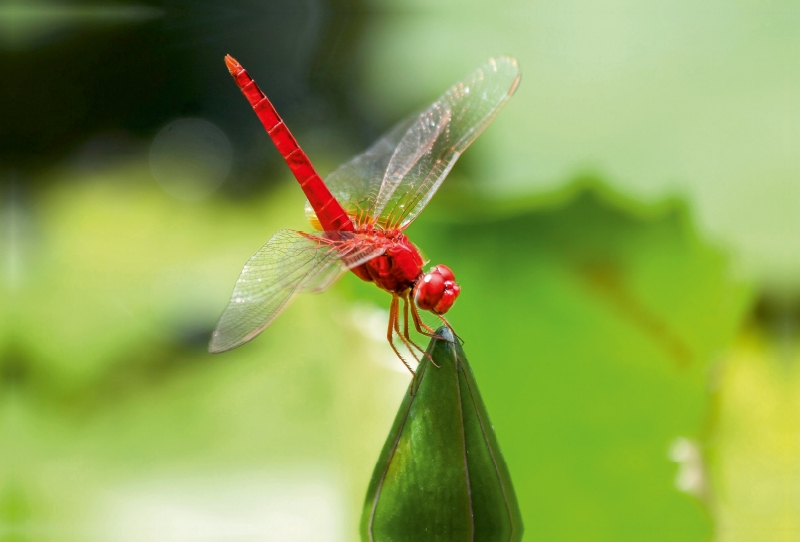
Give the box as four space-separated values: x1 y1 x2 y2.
149 118 233 202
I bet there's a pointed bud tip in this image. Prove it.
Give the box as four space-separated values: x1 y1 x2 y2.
434 326 456 343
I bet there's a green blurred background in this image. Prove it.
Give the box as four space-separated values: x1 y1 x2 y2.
1 0 797 540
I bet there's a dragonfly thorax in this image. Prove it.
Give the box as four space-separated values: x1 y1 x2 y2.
351 231 461 314
352 230 425 294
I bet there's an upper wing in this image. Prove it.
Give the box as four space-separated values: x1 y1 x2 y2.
305 118 414 229
209 229 384 353
305 57 519 230
376 57 520 229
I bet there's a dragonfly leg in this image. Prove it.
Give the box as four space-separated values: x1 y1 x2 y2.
402 296 438 368
387 296 416 377
433 313 463 345
409 296 443 338
393 299 423 366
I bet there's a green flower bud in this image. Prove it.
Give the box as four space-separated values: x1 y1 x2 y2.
361 327 523 542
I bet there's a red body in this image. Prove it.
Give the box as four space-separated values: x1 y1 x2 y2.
350 230 425 293
209 54 522 361
225 55 435 299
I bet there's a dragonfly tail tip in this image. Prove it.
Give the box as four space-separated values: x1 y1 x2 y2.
224 54 240 74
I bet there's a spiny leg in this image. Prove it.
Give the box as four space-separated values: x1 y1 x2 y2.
401 296 439 368
409 295 442 338
386 296 416 376
408 293 437 335
402 296 413 343
393 298 423 365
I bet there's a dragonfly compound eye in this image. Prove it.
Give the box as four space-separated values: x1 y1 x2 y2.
432 264 455 282
433 280 460 314
414 265 461 314
415 273 445 311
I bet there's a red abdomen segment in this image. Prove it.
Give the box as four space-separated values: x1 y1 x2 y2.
225 55 354 233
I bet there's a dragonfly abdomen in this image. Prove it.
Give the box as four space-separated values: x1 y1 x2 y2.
224 55 353 233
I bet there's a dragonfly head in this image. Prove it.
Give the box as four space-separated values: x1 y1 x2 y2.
413 264 461 314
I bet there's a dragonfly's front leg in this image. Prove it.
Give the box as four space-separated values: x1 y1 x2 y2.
402 296 439 368
433 313 462 345
409 295 440 337
409 293 459 345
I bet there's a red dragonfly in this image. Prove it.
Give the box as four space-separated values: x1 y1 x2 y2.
210 55 520 373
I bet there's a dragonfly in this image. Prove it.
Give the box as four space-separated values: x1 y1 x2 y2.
210 55 520 374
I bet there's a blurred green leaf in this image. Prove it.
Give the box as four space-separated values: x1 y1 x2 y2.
3 164 310 394
358 1 800 286
0 165 413 541
348 180 752 541
0 165 751 541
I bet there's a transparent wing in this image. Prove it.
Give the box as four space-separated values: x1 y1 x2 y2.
304 118 414 229
209 229 384 353
371 104 451 222
304 57 519 230
377 56 520 229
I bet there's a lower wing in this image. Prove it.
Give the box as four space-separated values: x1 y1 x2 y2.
209 229 384 353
